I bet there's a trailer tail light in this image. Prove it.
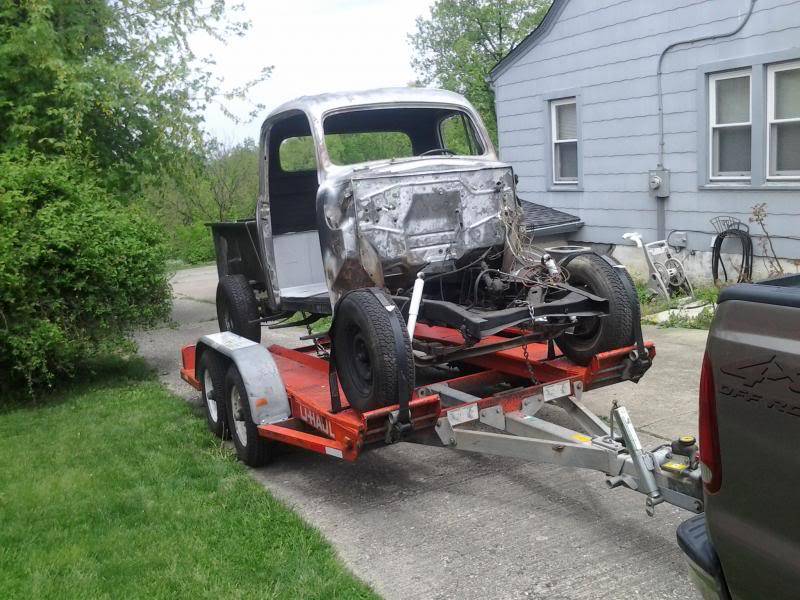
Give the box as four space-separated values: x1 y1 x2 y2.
698 352 721 494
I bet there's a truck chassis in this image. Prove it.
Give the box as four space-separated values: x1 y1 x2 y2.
181 324 704 517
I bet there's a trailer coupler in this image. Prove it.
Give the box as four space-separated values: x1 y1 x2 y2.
427 380 704 516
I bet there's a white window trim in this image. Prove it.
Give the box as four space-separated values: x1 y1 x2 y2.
708 69 752 181
550 97 578 185
767 60 800 181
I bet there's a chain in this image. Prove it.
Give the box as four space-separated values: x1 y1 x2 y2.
609 399 619 441
521 301 539 386
305 318 330 359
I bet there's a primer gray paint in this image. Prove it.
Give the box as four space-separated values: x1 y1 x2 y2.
492 0 800 260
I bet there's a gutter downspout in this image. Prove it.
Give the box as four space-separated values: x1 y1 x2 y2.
654 0 757 239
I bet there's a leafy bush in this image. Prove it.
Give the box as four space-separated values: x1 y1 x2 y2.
0 153 171 396
169 222 216 265
660 306 716 330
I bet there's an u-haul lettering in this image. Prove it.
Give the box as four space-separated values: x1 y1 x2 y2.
299 405 333 436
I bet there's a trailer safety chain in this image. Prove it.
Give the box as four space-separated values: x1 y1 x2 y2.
609 399 619 442
305 319 329 359
521 343 540 386
522 301 540 386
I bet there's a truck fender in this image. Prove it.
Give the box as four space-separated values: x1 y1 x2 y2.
196 332 290 426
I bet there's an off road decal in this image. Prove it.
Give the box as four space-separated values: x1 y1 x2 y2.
721 355 800 393
719 355 800 419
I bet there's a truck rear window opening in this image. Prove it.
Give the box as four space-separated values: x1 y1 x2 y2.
277 107 485 170
279 132 413 170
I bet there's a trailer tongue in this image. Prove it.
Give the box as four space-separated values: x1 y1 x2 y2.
180 324 704 517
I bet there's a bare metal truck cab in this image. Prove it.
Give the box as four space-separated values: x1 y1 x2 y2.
678 275 800 599
209 88 649 413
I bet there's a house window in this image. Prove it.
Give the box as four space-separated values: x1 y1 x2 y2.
709 70 751 180
767 60 800 179
550 98 578 184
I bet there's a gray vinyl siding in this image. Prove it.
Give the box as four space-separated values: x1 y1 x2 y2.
493 0 800 256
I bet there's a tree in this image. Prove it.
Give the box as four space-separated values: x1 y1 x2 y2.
206 139 259 221
409 0 551 141
0 0 269 195
0 1 268 394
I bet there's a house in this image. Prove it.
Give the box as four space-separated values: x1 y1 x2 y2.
490 0 800 280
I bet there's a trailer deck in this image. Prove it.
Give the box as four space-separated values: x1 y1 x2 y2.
180 324 702 516
182 324 653 459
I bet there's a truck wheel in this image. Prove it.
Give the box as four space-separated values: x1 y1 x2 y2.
223 364 273 467
332 289 414 413
556 254 636 366
197 350 228 439
216 274 261 343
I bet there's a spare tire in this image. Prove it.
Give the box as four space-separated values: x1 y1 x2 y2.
332 289 414 413
216 274 261 343
556 254 636 366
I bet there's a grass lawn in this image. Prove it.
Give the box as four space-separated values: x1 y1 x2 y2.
0 362 377 599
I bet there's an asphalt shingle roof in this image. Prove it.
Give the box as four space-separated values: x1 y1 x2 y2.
519 199 583 233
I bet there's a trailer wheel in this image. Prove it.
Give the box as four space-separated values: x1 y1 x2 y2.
216 274 261 343
223 364 273 467
556 254 636 366
332 289 414 413
197 350 228 439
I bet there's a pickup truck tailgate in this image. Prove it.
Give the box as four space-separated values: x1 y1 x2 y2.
706 275 800 598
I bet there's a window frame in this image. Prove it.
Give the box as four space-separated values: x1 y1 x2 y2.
766 59 800 181
708 69 752 182
437 112 483 156
697 49 800 191
278 135 317 173
550 97 579 185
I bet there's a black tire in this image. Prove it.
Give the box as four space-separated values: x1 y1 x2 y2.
223 364 273 467
197 350 229 439
216 274 261 343
332 289 414 413
556 254 636 366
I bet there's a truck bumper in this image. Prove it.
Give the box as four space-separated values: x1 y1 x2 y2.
676 514 730 600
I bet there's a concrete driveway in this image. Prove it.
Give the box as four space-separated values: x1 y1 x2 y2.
137 265 706 600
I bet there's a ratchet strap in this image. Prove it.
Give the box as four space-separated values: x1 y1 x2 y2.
327 294 345 414
327 289 414 432
367 288 413 430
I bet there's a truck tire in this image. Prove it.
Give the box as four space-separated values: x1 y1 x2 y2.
216 274 261 343
197 350 229 439
332 289 414 413
223 364 273 467
556 254 636 366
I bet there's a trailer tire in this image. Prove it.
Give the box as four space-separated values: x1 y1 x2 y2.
556 254 636 366
197 350 229 439
216 274 261 343
332 289 414 413
223 364 273 467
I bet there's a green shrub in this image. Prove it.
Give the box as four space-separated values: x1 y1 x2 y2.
0 152 171 396
169 222 216 265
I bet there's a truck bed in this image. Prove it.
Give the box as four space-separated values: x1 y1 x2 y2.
690 274 800 599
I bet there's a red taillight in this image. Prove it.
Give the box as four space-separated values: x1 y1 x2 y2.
698 352 722 494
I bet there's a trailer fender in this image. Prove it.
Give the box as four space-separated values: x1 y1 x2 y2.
196 332 290 426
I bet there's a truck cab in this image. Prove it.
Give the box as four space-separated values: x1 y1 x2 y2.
215 88 502 318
